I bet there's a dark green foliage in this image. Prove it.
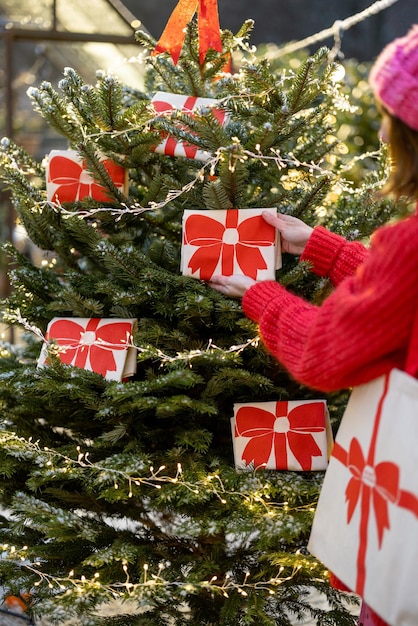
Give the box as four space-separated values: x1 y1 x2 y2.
0 16 402 626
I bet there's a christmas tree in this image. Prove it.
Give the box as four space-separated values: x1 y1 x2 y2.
0 3 408 625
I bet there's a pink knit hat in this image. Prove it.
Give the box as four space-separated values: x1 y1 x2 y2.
369 25 418 131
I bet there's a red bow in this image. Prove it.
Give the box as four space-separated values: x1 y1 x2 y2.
151 0 223 64
235 401 326 470
184 210 275 280
48 156 125 203
46 318 133 378
342 437 400 547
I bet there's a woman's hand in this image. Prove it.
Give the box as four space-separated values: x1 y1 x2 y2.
208 274 256 298
207 211 313 297
262 210 313 255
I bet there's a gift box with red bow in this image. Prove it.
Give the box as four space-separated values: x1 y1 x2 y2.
38 317 137 381
181 208 281 281
46 150 127 203
231 399 332 471
151 91 228 161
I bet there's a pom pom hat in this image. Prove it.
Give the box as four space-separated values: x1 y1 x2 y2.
369 25 418 131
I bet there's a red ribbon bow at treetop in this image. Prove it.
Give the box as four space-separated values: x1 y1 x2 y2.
47 150 126 203
151 0 223 65
233 401 328 471
39 318 137 381
182 209 277 281
332 374 418 597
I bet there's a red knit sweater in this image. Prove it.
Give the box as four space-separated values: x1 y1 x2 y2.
242 212 418 392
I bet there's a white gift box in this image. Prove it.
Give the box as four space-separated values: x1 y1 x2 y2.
231 399 332 471
151 91 228 161
46 149 127 203
38 317 137 381
181 208 281 281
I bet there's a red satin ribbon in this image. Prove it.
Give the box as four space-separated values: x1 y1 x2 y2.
152 0 223 64
235 401 326 470
332 373 418 596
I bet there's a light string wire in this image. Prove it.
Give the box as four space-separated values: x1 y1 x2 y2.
9 309 260 364
1 551 313 602
275 0 400 58
11 143 380 223
0 431 308 509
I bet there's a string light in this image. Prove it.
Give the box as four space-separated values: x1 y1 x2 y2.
9 310 260 368
5 113 374 228
0 434 321 532
0 539 329 616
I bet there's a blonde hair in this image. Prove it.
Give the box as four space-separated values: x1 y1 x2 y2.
380 110 418 200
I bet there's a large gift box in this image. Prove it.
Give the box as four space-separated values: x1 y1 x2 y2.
151 91 228 161
308 371 418 625
46 149 127 203
231 399 332 471
181 208 281 281
38 317 137 381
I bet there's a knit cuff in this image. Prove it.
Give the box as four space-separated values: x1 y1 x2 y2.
242 281 285 323
301 226 347 277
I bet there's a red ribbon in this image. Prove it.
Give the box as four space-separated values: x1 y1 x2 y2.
46 318 133 378
332 373 418 596
235 401 326 470
184 209 275 280
151 0 223 64
48 155 125 203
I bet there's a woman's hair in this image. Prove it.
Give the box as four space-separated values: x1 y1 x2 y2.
381 110 418 200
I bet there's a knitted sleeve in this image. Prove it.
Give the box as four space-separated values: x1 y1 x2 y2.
300 225 369 285
242 216 418 392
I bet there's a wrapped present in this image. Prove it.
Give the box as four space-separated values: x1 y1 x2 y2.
46 149 127 203
38 317 137 381
151 91 228 161
231 399 332 471
181 208 281 281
